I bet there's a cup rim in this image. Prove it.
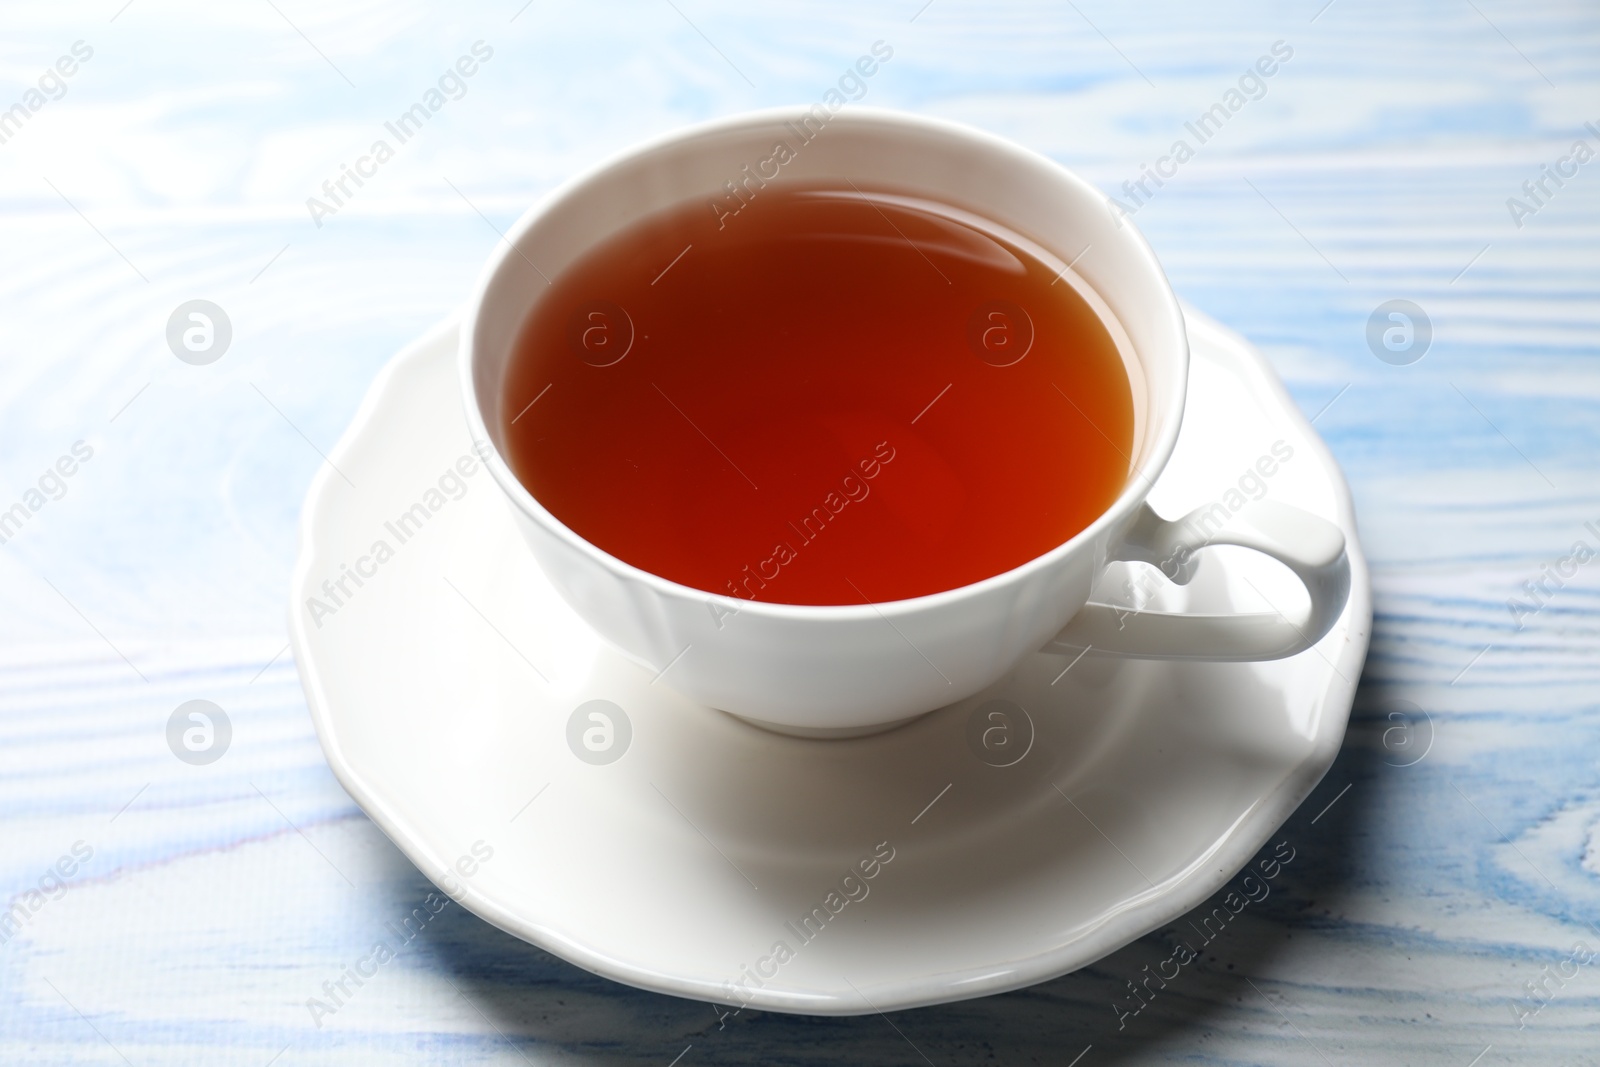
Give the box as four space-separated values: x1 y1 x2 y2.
459 104 1188 621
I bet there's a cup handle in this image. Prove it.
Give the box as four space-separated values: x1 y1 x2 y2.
1043 500 1351 661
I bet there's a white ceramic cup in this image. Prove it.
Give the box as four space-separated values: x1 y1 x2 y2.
460 106 1351 736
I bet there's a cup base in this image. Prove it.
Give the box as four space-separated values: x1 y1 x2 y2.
718 709 929 739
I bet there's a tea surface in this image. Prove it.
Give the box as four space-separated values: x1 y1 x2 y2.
502 185 1134 605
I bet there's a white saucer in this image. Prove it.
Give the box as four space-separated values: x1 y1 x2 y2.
289 306 1370 1016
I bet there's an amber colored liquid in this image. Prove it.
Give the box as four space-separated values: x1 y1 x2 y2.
501 184 1133 606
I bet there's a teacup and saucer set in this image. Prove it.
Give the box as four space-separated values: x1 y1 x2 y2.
289 108 1370 1015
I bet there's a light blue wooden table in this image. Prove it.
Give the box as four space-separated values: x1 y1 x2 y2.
3 1 1597 1063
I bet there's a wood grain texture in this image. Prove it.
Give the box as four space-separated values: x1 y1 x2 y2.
1 0 1597 1063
